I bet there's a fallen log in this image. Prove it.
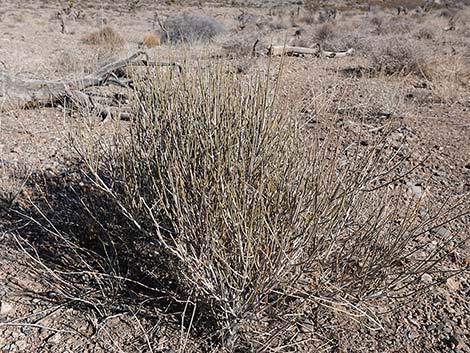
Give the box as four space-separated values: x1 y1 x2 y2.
268 44 321 57
0 51 182 111
321 48 354 58
268 43 354 58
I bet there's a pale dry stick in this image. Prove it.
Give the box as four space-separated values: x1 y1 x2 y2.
178 292 196 353
12 233 107 317
154 11 169 40
94 312 128 337
91 314 127 353
132 311 154 353
274 287 384 331
0 322 75 334
268 43 355 58
183 300 197 353
12 205 101 269
5 304 64 326
269 44 321 57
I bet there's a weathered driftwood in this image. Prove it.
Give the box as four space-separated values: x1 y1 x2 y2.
0 51 181 112
321 48 354 58
268 44 354 58
268 45 321 57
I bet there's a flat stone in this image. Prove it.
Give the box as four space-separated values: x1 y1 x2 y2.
2 344 18 352
410 184 424 198
432 226 450 238
15 340 28 351
446 277 461 291
48 333 62 344
0 301 14 315
421 273 433 284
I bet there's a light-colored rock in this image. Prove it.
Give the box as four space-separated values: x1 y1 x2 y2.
15 340 28 351
0 301 14 315
48 333 62 344
431 226 450 238
2 344 18 352
446 277 461 291
421 273 433 284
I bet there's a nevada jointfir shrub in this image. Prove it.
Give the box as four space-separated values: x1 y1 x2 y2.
76 63 456 349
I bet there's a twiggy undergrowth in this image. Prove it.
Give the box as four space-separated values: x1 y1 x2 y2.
1 60 463 352
66 60 468 350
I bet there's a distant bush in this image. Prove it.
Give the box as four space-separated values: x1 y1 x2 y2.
161 12 224 43
82 26 124 50
369 16 383 28
414 27 435 40
315 23 334 42
370 39 429 77
141 33 161 47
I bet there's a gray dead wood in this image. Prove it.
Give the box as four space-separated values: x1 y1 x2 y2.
321 48 355 58
268 44 354 58
268 45 321 57
0 51 182 111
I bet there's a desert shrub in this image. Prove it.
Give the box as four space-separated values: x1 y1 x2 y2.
318 7 337 23
304 0 320 14
298 14 315 24
312 23 363 52
370 39 429 76
373 17 412 36
219 30 263 56
268 17 289 30
369 16 383 28
75 65 454 349
427 55 470 104
82 26 124 50
161 12 224 43
414 26 435 40
0 160 31 207
315 23 334 42
141 32 161 47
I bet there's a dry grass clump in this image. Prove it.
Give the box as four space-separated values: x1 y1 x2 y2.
219 30 262 57
0 160 31 208
315 23 334 42
75 65 456 349
371 17 412 36
426 55 470 104
161 12 224 43
414 26 435 40
141 32 161 47
369 16 383 29
370 39 429 77
312 22 364 52
82 26 124 50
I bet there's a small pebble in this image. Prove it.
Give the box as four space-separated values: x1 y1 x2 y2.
421 273 433 284
0 301 14 315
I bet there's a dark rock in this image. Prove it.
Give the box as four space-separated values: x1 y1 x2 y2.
294 28 305 36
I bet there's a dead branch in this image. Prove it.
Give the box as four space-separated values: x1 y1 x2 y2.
252 39 260 57
268 44 321 57
321 48 355 58
0 51 182 112
268 44 354 58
